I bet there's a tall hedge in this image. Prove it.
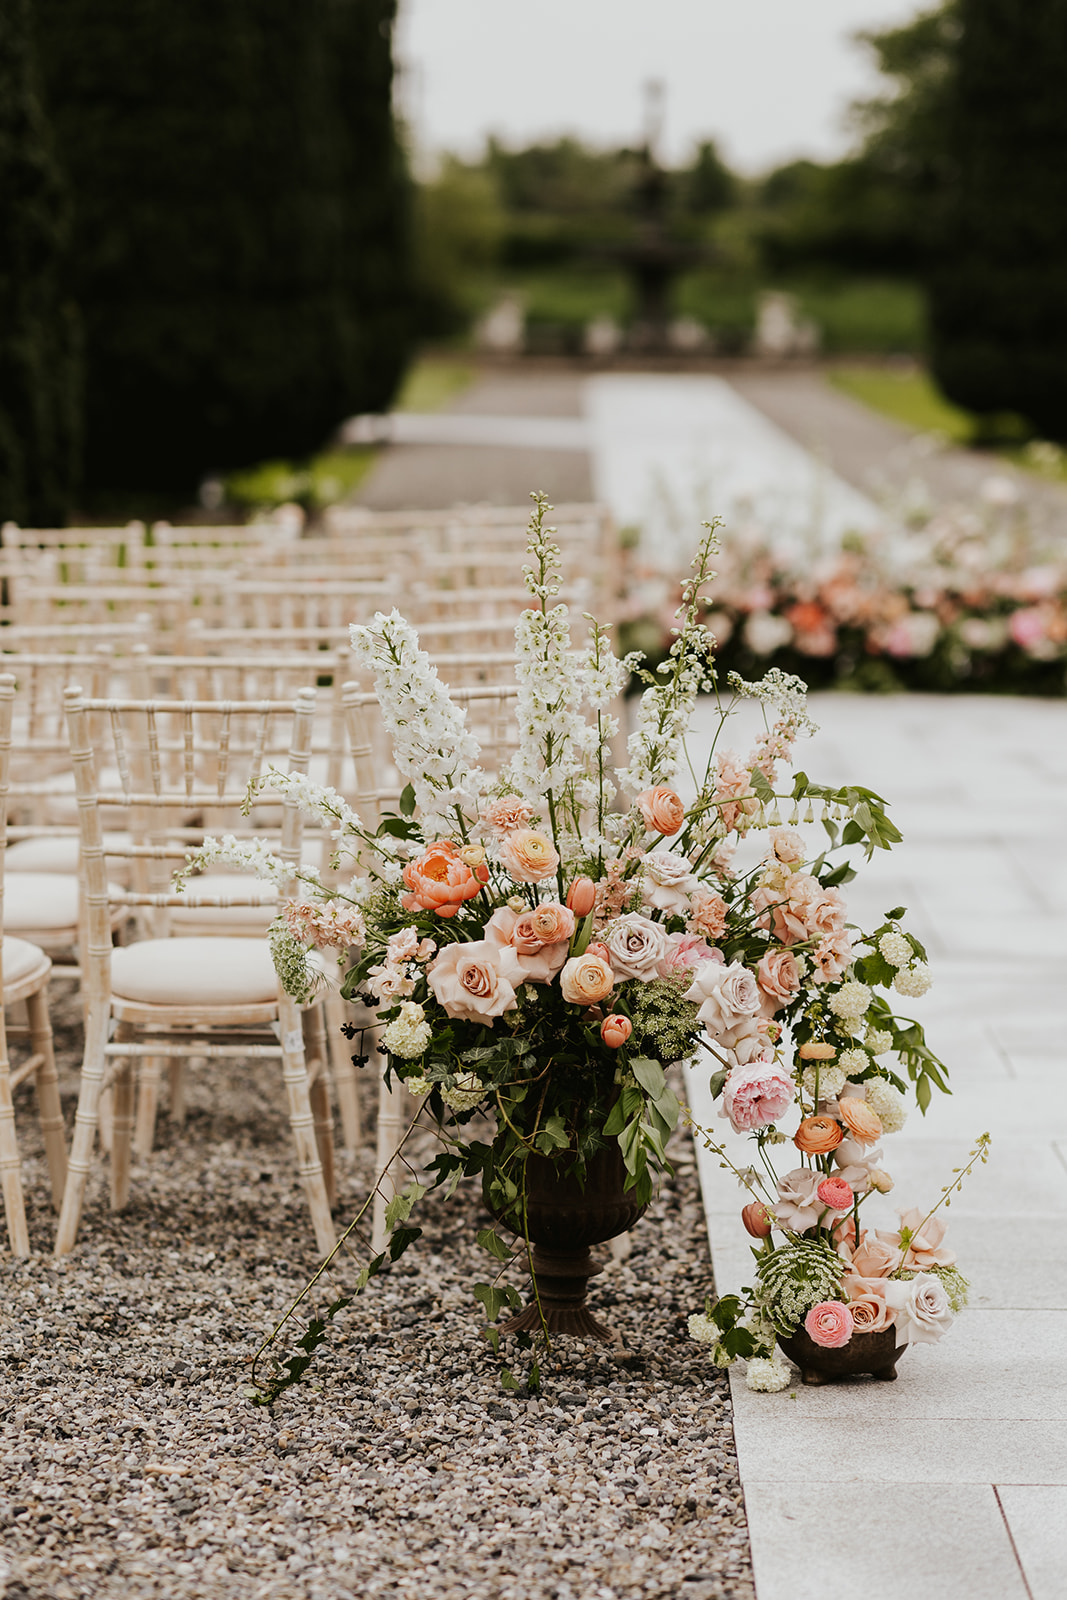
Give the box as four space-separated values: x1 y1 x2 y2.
927 1 1067 437
36 0 412 492
0 0 81 524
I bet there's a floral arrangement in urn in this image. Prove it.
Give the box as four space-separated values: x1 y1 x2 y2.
177 494 954 1397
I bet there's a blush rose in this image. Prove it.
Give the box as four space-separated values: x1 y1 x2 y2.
427 941 518 1025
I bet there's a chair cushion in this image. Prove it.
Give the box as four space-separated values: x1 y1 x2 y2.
110 936 280 1005
3 872 122 932
170 872 279 927
6 833 129 874
2 935 49 987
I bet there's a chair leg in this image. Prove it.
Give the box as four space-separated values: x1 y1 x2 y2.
110 1059 135 1211
168 1058 187 1126
372 1068 409 1257
304 1011 336 1209
326 991 361 1150
54 1007 111 1256
26 987 68 1209
278 995 335 1256
134 1054 165 1159
97 1084 114 1154
0 1055 30 1257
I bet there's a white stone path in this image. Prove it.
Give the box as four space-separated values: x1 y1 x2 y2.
578 379 1067 1600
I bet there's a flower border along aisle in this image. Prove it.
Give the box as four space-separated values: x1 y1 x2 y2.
178 494 955 1400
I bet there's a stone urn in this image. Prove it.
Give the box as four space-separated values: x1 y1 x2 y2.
778 1325 907 1385
490 1141 648 1341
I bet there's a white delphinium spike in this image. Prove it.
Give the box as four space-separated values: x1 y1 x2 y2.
350 609 483 831
172 833 322 895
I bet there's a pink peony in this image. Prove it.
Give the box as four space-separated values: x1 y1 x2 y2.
804 1301 854 1349
687 887 728 940
722 1059 795 1134
659 932 722 976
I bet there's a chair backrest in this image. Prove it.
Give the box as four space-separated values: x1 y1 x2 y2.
63 688 319 953
1 521 146 576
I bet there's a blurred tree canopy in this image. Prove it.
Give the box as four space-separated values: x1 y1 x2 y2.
34 0 413 495
0 0 81 524
927 0 1067 439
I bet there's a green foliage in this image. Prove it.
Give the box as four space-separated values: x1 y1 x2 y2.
927 1 1067 439
0 0 81 524
413 156 505 334
36 0 413 493
829 364 973 442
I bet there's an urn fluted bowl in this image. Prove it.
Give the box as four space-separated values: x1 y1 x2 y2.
490 1140 648 1340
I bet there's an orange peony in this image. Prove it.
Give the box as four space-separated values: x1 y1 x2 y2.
838 1098 883 1146
794 1115 844 1155
635 786 686 837
401 841 487 919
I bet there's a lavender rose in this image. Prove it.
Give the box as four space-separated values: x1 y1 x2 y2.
603 914 670 981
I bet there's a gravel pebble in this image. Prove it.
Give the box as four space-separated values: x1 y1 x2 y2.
0 984 755 1600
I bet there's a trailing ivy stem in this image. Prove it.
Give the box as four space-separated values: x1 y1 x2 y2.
249 1103 428 1392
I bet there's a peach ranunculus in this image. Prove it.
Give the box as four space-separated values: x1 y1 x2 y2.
481 797 534 833
600 1014 632 1048
849 1231 903 1278
843 1276 897 1333
559 953 614 1006
838 1098 883 1146
484 905 572 983
427 940 518 1025
756 949 801 1015
401 841 487 919
687 887 728 940
889 1208 956 1271
635 786 686 836
498 828 560 884
804 1300 853 1349
794 1115 844 1155
816 1176 854 1212
798 1041 837 1061
566 877 596 917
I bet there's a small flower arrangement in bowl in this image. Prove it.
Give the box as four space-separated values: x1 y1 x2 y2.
177 493 962 1400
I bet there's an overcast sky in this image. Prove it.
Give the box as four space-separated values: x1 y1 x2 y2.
396 0 925 174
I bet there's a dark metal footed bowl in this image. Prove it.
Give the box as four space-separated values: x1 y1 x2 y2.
778 1325 907 1385
491 1142 648 1341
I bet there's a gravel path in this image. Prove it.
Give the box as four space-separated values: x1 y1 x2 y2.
1 986 754 1600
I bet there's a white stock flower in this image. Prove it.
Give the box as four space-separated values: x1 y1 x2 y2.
250 768 364 843
174 833 316 893
505 603 586 807
893 965 932 998
349 610 483 829
745 1354 792 1392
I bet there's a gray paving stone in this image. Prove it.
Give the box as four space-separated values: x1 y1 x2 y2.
997 1487 1067 1600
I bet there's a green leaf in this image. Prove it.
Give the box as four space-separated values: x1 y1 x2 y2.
571 910 596 957
916 1074 932 1114
384 1181 427 1230
388 1225 421 1261
709 1068 728 1100
476 1228 514 1262
841 820 864 846
749 767 775 803
541 1114 570 1150
474 1283 521 1323
399 782 416 818
631 1056 666 1099
484 1327 500 1354
499 1368 520 1392
885 906 907 920
602 1098 628 1137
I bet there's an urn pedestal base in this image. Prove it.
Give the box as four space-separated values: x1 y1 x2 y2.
778 1325 907 1384
498 1245 611 1340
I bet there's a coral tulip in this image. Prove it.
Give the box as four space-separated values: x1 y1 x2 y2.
600 1014 632 1049
741 1202 774 1238
566 877 597 917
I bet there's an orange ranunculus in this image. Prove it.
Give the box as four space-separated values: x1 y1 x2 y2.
794 1115 844 1155
566 876 597 917
600 1014 632 1049
635 786 686 836
838 1098 883 1146
401 841 486 919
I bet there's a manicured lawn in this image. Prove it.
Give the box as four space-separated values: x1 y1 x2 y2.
828 363 973 441
395 357 476 412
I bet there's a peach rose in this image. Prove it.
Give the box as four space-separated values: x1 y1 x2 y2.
498 828 560 884
892 1208 956 1271
401 841 486 919
804 1300 853 1349
756 949 801 1015
838 1098 883 1146
600 1014 632 1049
793 1115 843 1155
843 1276 896 1333
427 940 518 1025
566 877 596 917
559 953 614 1005
635 786 686 836
741 1202 775 1239
850 1232 902 1278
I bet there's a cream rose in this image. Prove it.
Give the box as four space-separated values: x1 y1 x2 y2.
882 1273 954 1345
603 914 670 981
427 940 518 1025
641 849 698 915
498 828 560 884
683 960 762 1039
559 953 614 1005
